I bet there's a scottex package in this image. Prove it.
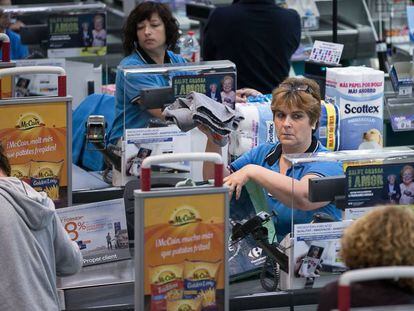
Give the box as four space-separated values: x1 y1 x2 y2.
325 66 384 150
316 101 340 151
149 263 184 311
183 260 221 309
30 160 63 201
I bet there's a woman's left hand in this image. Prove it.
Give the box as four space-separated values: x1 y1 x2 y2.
223 165 253 199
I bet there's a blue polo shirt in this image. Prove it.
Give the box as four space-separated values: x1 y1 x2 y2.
108 49 186 144
0 29 29 60
230 138 343 241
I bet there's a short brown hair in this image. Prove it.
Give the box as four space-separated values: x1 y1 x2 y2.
341 206 414 292
271 77 321 129
0 142 11 176
123 1 179 56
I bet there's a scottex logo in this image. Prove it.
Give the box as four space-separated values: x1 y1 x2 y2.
344 103 379 114
158 270 176 284
15 113 45 130
169 207 201 226
193 268 210 280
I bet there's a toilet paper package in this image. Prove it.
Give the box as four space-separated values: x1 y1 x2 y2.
325 66 384 150
229 101 275 157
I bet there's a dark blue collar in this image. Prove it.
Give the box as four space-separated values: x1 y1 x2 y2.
135 46 171 64
265 136 319 166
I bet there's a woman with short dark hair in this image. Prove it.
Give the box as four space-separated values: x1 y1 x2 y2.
109 1 186 144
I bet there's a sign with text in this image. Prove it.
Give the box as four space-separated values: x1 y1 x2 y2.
143 193 226 311
0 101 69 207
57 199 130 266
172 72 236 109
48 12 107 58
309 40 343 65
291 221 350 289
346 162 414 208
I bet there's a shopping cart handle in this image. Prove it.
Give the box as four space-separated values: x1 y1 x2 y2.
0 33 10 62
0 66 67 97
141 152 224 191
338 266 414 311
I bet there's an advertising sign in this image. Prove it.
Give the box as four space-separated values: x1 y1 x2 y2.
0 101 69 207
124 126 191 177
291 221 350 289
172 72 237 109
48 13 107 58
15 58 66 97
143 193 226 311
346 162 414 208
57 198 130 266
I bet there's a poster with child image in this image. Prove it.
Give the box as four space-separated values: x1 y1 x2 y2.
172 72 236 109
48 12 107 58
291 221 351 289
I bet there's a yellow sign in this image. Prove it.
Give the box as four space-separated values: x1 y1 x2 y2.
0 101 68 207
144 193 225 310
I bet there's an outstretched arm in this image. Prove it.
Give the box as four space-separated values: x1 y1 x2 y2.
224 164 330 211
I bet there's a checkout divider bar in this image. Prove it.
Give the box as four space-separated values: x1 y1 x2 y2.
140 152 224 190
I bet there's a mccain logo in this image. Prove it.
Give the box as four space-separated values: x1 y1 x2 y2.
15 113 45 130
157 270 176 284
38 168 54 178
11 170 24 178
168 206 201 226
178 304 194 311
192 268 210 280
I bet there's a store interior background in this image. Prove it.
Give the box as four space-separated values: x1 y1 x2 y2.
2 0 414 310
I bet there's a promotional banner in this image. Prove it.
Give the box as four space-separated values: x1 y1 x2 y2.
57 198 130 266
124 126 191 177
173 72 237 109
292 221 350 289
0 101 68 207
346 162 414 208
48 13 107 58
144 193 226 311
15 58 66 97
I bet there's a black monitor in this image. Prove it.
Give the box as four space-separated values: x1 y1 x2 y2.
20 24 48 45
308 175 346 203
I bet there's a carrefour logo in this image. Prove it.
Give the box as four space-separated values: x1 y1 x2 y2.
169 206 201 226
16 113 45 130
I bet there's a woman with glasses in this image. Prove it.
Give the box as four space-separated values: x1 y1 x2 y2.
109 1 186 144
203 77 342 241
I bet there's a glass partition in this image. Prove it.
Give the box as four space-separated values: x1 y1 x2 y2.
279 146 414 290
3 2 109 109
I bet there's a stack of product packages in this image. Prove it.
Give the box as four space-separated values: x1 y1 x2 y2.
325 67 384 150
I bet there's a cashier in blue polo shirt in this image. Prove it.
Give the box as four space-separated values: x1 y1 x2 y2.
203 77 343 241
0 10 28 60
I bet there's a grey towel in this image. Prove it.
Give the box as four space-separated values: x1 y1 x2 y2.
162 92 244 145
